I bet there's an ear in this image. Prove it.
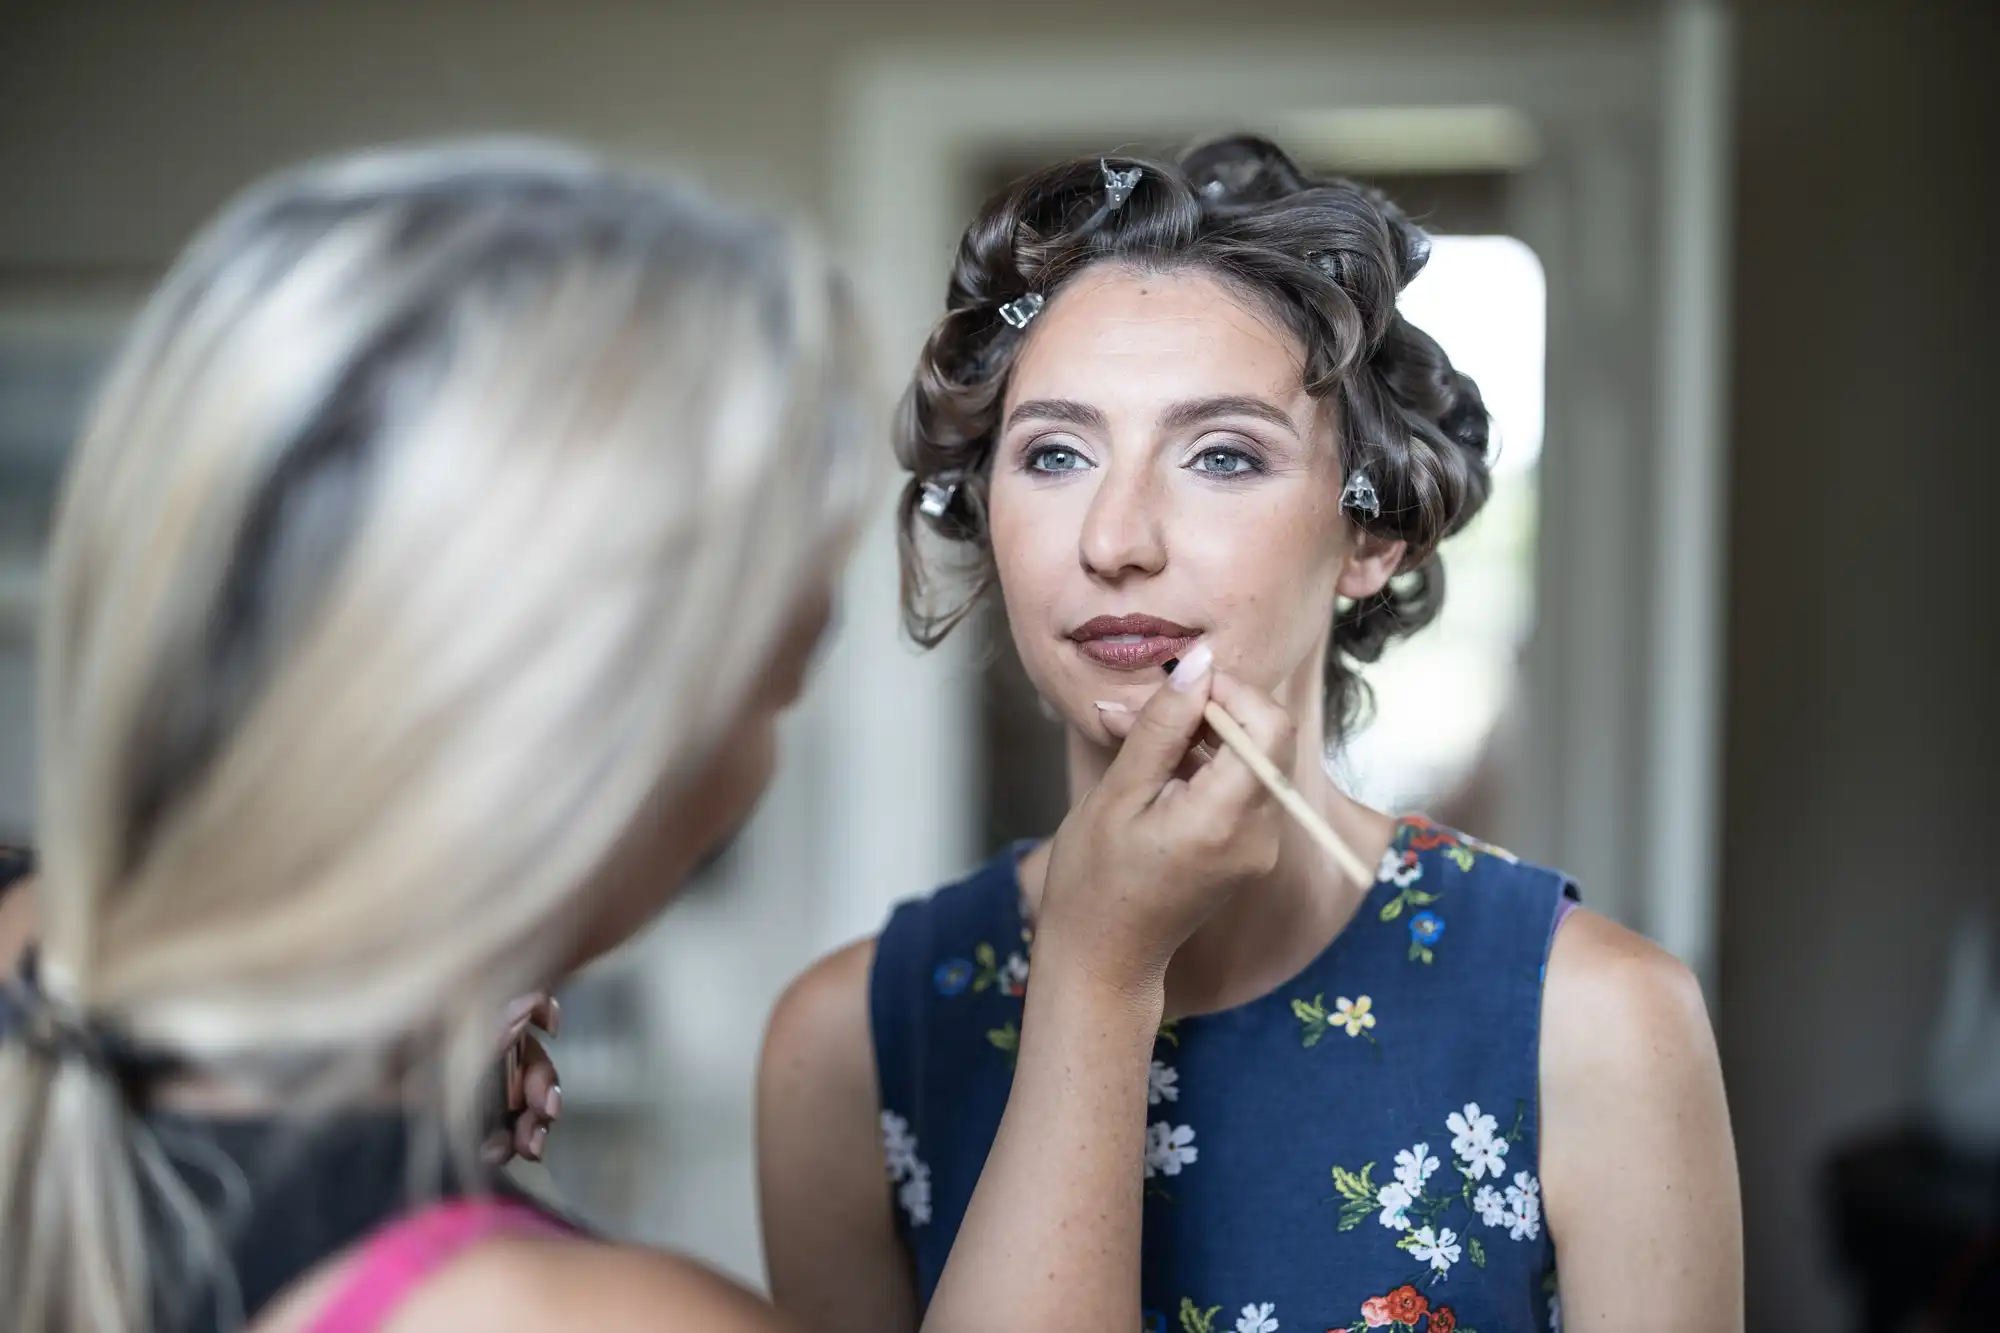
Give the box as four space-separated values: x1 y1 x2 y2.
1336 530 1407 601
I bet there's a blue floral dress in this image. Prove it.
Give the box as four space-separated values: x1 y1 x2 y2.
870 817 1578 1333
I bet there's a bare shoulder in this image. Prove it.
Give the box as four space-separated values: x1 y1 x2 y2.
759 936 919 1333
762 935 877 1091
1540 906 1715 1087
1536 912 1743 1324
382 1236 798 1333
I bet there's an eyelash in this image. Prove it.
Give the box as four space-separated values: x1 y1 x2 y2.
1022 441 1093 474
1188 443 1266 478
1017 437 1270 478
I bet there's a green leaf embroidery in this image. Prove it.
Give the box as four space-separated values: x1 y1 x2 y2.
971 941 999 992
1156 1019 1181 1048
1446 845 1477 872
1408 941 1435 965
1469 1235 1488 1267
1507 1099 1528 1144
1330 1161 1379 1231
1292 994 1330 1048
1379 895 1406 921
1405 889 1439 906
986 1022 1019 1058
1177 1298 1221 1333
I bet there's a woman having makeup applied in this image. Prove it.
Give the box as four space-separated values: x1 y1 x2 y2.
760 136 1743 1333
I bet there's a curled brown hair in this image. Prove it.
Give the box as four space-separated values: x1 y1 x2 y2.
894 134 1493 736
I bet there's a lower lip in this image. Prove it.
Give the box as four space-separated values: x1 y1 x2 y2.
1074 634 1201 670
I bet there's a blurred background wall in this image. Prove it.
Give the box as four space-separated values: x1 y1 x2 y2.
0 2 1992 1329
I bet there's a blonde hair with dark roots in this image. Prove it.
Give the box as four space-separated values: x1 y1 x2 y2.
0 139 872 1332
894 134 1493 737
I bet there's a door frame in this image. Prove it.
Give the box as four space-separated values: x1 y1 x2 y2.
815 4 1734 989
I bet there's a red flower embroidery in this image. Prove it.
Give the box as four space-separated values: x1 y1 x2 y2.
1358 1295 1393 1327
1385 1286 1429 1325
1427 1308 1457 1333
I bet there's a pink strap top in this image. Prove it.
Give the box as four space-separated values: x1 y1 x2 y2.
302 1197 573 1333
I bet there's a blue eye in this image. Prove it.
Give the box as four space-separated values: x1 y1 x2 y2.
1027 444 1092 474
1190 446 1260 477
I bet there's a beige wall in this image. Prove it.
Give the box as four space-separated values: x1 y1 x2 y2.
0 0 1643 272
1721 3 1998 1328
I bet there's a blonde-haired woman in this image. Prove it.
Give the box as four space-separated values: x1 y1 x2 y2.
0 138 1288 1333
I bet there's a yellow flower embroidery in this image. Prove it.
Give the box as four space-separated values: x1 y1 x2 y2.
1333 995 1376 1037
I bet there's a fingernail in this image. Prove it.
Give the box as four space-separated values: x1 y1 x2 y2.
545 1085 562 1119
1093 700 1130 713
530 1125 549 1157
1167 642 1213 691
545 996 560 1036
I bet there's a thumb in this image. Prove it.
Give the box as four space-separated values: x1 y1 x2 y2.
1100 644 1214 807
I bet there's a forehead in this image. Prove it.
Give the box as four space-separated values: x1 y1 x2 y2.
1005 264 1312 414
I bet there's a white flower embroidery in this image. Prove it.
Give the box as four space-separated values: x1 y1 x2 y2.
1549 1290 1563 1332
880 1110 920 1180
1332 995 1377 1036
1144 1122 1198 1177
1473 1184 1508 1227
999 952 1030 993
1148 1060 1180 1105
880 1109 932 1227
1393 1142 1439 1194
1375 1179 1414 1230
897 1161 933 1226
1376 847 1423 888
1447 1102 1509 1181
1503 1170 1542 1240
1235 1302 1279 1333
1409 1225 1462 1275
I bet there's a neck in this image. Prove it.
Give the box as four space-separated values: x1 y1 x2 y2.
1028 657 1400 1019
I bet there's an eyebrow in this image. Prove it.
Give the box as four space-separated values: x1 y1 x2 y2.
1005 398 1107 432
1003 394 1300 436
1158 395 1300 435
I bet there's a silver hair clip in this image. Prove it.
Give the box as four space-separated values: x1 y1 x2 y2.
1339 469 1381 521
1310 251 1346 284
1100 159 1142 211
998 292 1045 330
919 476 960 519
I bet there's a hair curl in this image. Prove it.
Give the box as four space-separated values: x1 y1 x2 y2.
894 134 1494 737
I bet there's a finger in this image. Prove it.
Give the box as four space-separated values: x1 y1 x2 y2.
531 993 561 1038
1098 699 1218 769
482 1129 513 1165
513 1108 547 1160
1206 672 1295 763
503 1041 525 1113
519 1038 561 1121
1100 643 1215 806
499 991 560 1047
1186 673 1296 811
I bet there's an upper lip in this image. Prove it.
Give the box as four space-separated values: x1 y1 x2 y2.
1069 614 1200 640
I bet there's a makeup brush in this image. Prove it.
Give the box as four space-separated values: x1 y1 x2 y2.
1162 658 1373 888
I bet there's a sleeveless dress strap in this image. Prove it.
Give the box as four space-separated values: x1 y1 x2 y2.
301 1196 572 1333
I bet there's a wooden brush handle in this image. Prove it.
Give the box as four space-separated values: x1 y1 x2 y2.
1200 701 1373 888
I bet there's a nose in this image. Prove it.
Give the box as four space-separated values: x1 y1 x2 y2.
1078 462 1167 581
